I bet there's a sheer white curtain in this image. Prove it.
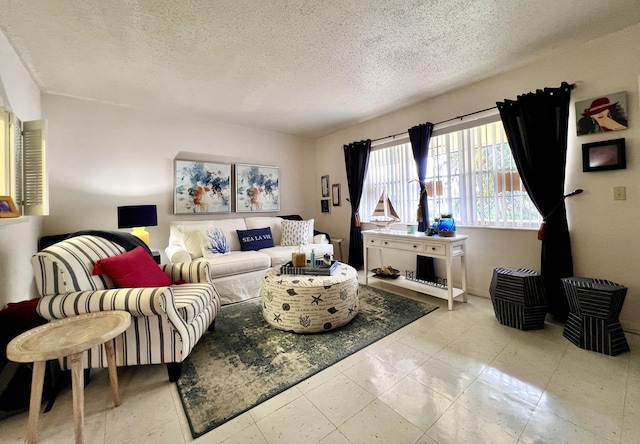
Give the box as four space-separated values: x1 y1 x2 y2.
360 120 541 228
360 142 420 224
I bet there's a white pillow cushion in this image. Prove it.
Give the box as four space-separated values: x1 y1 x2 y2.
207 218 248 251
280 219 313 246
199 227 231 258
305 218 315 244
179 222 216 259
176 218 247 254
245 217 284 244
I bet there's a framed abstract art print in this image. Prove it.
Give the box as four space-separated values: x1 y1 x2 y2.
174 159 231 214
235 164 280 212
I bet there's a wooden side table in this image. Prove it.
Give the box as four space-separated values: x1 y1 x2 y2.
6 311 131 444
332 238 343 262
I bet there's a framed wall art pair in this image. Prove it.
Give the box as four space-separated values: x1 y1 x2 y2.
174 160 280 214
320 175 341 213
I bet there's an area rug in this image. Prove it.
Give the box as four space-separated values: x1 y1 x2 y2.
176 284 438 438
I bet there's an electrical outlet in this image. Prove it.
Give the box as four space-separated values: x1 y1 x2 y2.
614 186 626 200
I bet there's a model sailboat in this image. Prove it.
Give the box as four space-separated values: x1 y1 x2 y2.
370 190 400 230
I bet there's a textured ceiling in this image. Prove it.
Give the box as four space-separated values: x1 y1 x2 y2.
1 1 639 138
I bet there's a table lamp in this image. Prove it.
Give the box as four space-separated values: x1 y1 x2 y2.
117 205 157 246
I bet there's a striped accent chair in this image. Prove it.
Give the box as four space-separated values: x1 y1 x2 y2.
32 235 220 381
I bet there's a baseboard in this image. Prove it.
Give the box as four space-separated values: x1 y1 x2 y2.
467 286 490 299
621 319 640 335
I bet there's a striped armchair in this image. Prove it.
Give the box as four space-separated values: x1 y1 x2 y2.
31 234 220 381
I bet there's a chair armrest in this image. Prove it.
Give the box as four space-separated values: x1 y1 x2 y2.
161 262 211 284
313 233 329 244
165 244 191 263
36 287 173 320
313 230 331 244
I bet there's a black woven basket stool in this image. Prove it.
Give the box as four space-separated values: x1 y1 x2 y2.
489 267 547 330
561 277 629 356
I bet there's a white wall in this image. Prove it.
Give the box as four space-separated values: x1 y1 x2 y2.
315 24 640 332
0 32 42 308
40 95 317 262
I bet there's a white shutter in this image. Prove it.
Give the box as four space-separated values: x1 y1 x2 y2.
12 114 22 208
22 119 48 216
0 109 9 195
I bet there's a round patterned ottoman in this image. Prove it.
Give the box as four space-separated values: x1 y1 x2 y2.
261 262 359 333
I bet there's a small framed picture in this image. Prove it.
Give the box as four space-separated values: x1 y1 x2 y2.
582 138 626 172
332 184 341 206
321 199 331 213
0 195 19 218
321 175 330 197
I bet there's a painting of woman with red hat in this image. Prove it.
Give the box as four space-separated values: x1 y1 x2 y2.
577 91 628 135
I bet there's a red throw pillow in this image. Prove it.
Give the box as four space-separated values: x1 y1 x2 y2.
92 246 171 288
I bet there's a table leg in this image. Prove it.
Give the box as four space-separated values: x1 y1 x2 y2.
26 360 46 444
461 250 468 303
364 246 369 285
445 255 454 310
69 352 85 444
104 339 121 407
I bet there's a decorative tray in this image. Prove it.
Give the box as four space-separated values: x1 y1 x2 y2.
371 267 400 279
281 260 339 276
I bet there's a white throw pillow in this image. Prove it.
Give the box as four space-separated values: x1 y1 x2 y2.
245 217 284 244
199 227 231 258
180 224 214 259
280 219 313 246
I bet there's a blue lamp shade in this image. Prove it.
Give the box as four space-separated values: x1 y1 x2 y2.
117 205 157 245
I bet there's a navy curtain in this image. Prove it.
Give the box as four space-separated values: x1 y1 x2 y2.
343 140 371 269
409 123 436 281
497 82 574 322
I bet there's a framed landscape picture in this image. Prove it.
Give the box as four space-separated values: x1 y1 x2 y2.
174 159 231 214
235 164 280 212
582 138 626 172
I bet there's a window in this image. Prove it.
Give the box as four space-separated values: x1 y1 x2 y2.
360 118 541 228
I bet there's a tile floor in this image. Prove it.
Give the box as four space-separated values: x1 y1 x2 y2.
3 278 640 443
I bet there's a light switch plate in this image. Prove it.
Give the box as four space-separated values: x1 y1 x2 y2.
614 186 626 200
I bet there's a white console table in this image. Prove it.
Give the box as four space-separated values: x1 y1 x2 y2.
362 230 468 310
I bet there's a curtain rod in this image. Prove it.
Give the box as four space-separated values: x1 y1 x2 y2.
371 82 576 143
371 106 497 143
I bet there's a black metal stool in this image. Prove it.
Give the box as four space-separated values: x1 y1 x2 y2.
489 267 547 330
561 277 629 356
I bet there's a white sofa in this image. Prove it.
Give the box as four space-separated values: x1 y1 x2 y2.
165 216 334 305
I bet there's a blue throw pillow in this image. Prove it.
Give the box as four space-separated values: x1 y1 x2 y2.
237 227 274 251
